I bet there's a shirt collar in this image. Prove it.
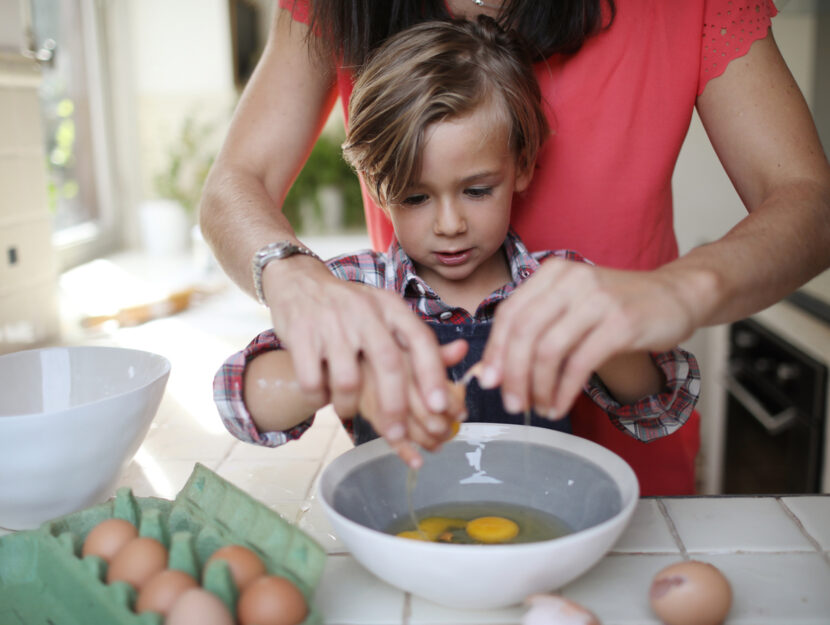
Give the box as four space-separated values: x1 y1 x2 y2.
503 228 540 284
387 238 436 299
386 228 539 300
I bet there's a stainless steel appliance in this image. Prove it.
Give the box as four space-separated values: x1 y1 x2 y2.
722 318 828 494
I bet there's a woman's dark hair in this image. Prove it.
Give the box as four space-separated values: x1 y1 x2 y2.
301 0 616 67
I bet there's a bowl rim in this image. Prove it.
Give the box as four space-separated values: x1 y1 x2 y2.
319 423 639 553
0 345 171 421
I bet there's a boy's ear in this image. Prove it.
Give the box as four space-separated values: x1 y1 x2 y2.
514 164 534 194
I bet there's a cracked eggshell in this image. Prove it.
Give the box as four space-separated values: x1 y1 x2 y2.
649 560 732 625
523 594 601 625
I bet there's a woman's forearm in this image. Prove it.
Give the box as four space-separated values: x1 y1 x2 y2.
199 166 308 297
199 7 337 298
656 177 830 329
681 30 830 327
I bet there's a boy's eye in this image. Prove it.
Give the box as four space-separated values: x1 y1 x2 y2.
402 194 428 206
465 187 493 198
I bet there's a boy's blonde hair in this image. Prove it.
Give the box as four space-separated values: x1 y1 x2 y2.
342 16 550 208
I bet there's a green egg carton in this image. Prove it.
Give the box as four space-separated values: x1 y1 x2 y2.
0 463 326 625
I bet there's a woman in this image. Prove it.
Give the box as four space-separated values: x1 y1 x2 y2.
199 0 830 494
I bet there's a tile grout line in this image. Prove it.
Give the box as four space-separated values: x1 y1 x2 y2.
402 592 412 625
776 497 830 566
296 425 340 526
210 441 241 479
656 499 688 559
302 424 339 500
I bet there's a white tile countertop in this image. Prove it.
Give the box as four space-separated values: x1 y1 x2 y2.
12 252 828 625
107 404 830 625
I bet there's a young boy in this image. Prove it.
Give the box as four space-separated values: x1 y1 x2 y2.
214 17 699 467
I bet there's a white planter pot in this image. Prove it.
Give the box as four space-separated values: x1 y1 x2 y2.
139 199 191 256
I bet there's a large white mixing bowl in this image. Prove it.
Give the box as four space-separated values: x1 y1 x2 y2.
0 346 170 530
319 423 639 609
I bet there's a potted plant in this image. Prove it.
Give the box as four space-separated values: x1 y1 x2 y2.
140 115 217 256
282 131 364 234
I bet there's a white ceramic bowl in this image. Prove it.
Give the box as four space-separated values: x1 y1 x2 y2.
0 346 170 530
319 423 639 609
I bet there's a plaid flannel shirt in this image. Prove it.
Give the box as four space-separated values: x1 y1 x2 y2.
214 230 700 447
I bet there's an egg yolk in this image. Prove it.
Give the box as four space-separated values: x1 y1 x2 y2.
465 516 519 543
397 517 467 541
396 530 430 541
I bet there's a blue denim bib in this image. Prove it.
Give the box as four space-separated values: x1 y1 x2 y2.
351 322 571 445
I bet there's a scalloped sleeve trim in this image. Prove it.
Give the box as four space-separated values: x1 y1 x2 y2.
278 0 310 24
699 0 778 96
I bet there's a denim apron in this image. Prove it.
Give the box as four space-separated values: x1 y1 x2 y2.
351 322 572 444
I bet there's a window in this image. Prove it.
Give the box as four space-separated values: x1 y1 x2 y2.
27 0 119 268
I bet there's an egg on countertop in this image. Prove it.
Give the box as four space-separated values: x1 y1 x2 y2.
649 560 732 625
106 536 168 590
205 544 266 592
166 588 235 625
135 569 199 616
237 575 308 625
81 518 138 562
523 594 601 625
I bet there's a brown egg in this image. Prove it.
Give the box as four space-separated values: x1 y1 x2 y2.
649 560 732 625
523 594 601 625
82 518 138 562
237 575 308 625
205 544 266 591
166 588 235 625
446 381 466 439
106 536 168 590
135 569 198 615
448 380 466 405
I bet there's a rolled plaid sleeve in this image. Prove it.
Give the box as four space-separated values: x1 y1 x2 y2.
213 329 315 447
584 347 700 442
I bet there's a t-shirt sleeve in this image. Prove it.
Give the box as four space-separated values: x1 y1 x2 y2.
699 0 778 96
278 0 310 24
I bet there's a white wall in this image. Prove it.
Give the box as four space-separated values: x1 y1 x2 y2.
0 1 23 52
115 0 237 248
131 0 234 95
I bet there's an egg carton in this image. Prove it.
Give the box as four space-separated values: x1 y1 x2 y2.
0 463 326 625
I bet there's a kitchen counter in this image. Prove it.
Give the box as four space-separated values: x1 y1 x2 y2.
17 253 830 624
110 402 830 625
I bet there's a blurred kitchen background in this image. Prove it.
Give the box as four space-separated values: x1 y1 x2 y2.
0 0 828 495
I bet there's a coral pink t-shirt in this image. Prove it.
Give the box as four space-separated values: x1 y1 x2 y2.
278 0 777 494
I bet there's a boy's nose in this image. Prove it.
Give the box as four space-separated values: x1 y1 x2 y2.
434 202 467 236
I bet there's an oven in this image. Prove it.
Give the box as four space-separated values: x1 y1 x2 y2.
721 317 828 494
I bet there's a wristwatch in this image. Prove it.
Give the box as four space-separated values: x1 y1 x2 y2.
252 240 321 305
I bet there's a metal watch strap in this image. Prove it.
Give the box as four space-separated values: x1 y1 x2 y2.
252 241 321 306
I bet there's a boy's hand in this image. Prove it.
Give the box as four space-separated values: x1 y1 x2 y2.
479 259 696 419
357 339 468 469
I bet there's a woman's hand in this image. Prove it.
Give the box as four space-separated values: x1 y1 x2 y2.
479 259 697 418
263 257 468 460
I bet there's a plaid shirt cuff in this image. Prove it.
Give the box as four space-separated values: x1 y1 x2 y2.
584 348 700 442
213 329 315 447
